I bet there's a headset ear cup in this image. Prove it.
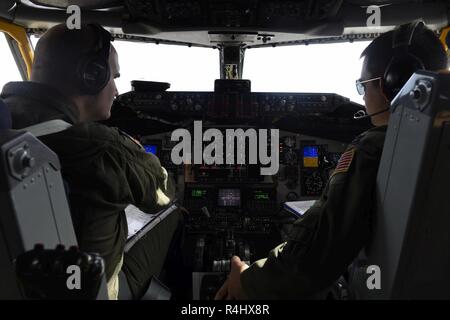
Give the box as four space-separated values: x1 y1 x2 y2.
383 57 397 101
383 53 424 101
383 56 408 101
377 78 390 103
77 55 110 95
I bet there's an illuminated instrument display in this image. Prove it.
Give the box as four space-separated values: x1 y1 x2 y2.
217 189 241 207
191 188 208 198
303 146 319 168
143 144 158 155
253 190 270 200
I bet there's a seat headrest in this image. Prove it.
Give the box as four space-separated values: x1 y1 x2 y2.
0 99 12 129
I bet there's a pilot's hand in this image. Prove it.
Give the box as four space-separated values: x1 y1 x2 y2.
214 256 249 300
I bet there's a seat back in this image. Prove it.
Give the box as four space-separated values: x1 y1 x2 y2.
349 70 450 299
0 99 12 129
0 128 80 298
0 98 109 299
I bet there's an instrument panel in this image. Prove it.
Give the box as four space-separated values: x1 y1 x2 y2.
184 184 277 216
109 83 359 299
137 129 347 202
117 90 351 121
136 128 347 298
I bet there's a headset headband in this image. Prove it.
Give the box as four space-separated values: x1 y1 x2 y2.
392 20 425 49
76 24 113 95
88 23 112 60
382 20 426 101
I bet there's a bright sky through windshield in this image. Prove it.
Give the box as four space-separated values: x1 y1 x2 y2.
114 40 370 105
244 41 370 104
111 40 219 94
0 34 23 90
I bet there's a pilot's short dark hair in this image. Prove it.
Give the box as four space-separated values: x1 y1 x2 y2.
360 25 448 78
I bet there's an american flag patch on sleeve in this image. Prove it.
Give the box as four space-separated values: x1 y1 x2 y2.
332 148 355 176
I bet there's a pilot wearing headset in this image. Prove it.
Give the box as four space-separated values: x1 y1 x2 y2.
1 24 181 300
215 21 448 300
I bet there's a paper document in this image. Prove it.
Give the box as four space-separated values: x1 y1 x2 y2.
125 204 158 239
124 203 178 252
284 200 316 217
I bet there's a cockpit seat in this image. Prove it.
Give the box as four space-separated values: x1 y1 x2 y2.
0 99 169 300
0 98 12 129
349 70 450 299
0 99 108 299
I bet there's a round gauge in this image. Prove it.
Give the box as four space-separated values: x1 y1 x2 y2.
284 150 298 164
284 136 296 148
304 172 325 196
286 192 299 201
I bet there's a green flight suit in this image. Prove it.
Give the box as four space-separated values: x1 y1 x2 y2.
241 125 387 299
2 81 181 299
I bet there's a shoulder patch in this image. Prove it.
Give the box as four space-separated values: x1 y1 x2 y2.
332 148 355 176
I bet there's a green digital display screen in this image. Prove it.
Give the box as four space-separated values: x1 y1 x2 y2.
191 189 208 198
254 190 270 200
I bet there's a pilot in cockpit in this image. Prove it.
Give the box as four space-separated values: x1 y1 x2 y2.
1 23 182 300
215 21 448 300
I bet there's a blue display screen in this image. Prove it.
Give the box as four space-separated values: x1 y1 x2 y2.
303 146 318 158
144 145 157 155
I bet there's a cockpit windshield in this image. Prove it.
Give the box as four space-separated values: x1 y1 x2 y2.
0 34 23 89
29 35 219 94
244 41 371 104
29 34 369 103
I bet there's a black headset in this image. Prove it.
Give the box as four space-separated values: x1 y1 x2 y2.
354 20 427 120
382 20 426 101
76 24 113 95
